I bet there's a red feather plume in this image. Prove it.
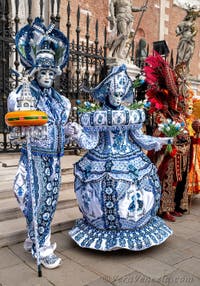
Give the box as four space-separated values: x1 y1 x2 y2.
144 52 181 112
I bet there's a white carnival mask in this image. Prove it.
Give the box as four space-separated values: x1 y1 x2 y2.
108 72 128 107
36 69 55 88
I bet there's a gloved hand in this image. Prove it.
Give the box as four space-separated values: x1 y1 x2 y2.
154 137 174 152
158 137 174 145
65 122 82 139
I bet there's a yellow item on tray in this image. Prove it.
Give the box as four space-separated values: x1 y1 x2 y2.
5 110 48 127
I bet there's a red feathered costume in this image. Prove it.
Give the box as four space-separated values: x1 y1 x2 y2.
144 53 191 221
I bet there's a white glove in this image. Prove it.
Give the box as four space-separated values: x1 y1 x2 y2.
158 137 174 145
154 137 174 152
65 122 82 139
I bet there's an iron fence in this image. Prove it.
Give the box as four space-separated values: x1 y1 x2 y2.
0 0 108 152
0 0 147 153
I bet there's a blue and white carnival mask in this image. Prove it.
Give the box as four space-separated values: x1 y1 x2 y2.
36 69 55 88
108 72 130 107
108 91 123 107
88 65 134 105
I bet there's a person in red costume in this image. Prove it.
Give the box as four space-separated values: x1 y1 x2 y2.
186 95 200 197
144 54 191 222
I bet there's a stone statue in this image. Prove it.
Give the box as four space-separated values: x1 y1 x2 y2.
107 0 147 60
135 38 147 67
176 6 200 73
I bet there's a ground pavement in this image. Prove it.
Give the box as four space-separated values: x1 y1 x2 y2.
0 199 200 286
0 154 200 286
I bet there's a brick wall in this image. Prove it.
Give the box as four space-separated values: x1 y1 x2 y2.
59 0 200 84
60 0 109 48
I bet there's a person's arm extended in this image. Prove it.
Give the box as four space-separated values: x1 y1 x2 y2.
130 124 172 151
131 5 147 12
65 122 99 150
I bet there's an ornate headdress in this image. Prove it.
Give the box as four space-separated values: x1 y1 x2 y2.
84 65 133 103
15 17 69 76
143 52 185 113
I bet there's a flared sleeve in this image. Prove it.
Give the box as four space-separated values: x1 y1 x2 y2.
76 129 99 149
65 122 99 150
130 124 171 151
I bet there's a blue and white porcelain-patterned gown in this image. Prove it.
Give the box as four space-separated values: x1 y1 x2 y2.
69 107 172 251
8 80 71 258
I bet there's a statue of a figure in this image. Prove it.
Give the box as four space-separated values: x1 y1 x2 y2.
107 0 147 60
176 6 200 73
135 38 147 67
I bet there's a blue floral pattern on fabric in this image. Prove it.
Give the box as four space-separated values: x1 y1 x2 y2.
11 80 71 256
69 106 172 251
69 217 172 251
23 154 61 249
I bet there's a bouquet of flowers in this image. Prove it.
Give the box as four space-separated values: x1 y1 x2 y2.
158 119 185 155
74 100 101 113
133 72 146 88
128 99 151 110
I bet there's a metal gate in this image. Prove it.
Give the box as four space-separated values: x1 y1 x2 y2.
0 0 107 152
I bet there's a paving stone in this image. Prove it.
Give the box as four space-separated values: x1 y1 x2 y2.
189 232 200 245
178 214 200 222
164 234 199 250
51 232 77 252
170 224 200 239
123 257 174 280
84 278 114 286
0 247 22 269
0 166 17 175
189 198 200 217
61 154 81 169
146 243 192 266
0 263 53 286
62 247 133 281
9 242 36 270
159 270 200 286
177 244 200 259
176 220 200 231
41 256 98 286
113 271 163 286
175 257 200 279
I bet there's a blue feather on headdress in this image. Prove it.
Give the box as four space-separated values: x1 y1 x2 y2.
15 17 69 75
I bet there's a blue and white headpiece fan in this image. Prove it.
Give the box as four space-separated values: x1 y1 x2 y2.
82 65 134 103
15 17 69 76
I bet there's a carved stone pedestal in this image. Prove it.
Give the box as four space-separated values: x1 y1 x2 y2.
106 57 141 80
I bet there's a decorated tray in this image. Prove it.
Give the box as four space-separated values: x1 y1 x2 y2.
79 109 145 130
5 110 48 127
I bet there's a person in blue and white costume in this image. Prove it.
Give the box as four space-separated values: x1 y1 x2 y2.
7 18 71 268
66 64 173 251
